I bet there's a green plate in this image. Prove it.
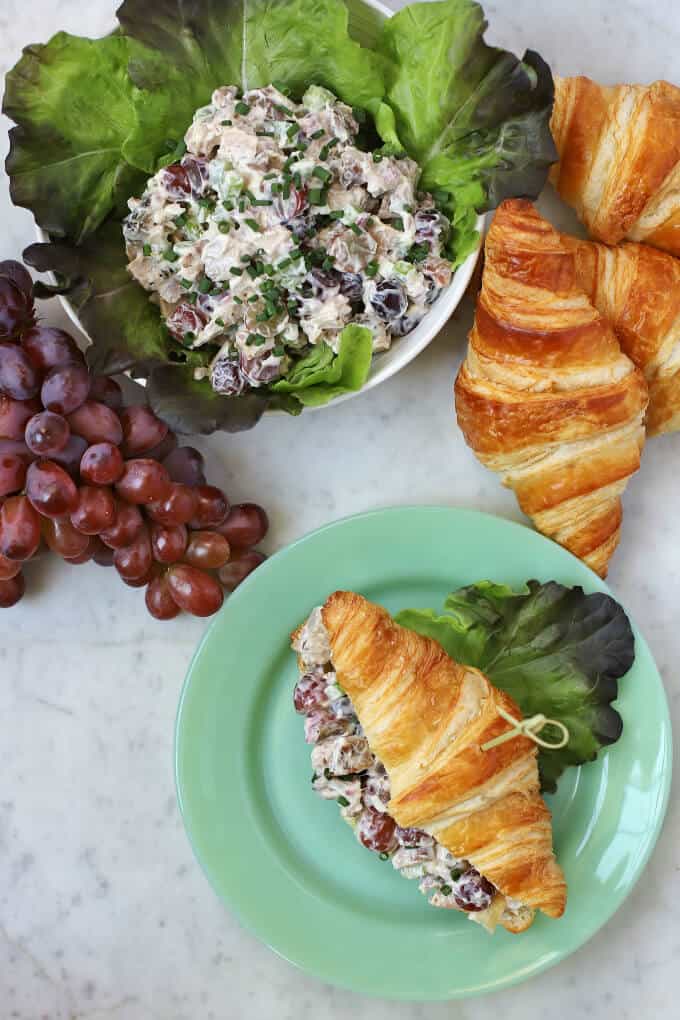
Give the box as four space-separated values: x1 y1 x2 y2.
175 507 671 1000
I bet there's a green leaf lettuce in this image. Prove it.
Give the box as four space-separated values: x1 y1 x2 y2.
396 580 634 792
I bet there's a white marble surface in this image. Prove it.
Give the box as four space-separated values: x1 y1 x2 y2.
0 0 678 1016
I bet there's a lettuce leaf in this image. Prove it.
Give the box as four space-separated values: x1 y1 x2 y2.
396 581 634 792
119 0 387 173
3 32 146 243
271 324 373 406
378 0 556 225
146 365 268 435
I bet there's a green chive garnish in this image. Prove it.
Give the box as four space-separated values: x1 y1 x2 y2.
379 852 389 861
248 295 259 303
337 796 350 807
286 123 299 140
184 330 195 341
245 218 261 232
142 244 152 256
221 119 232 126
312 166 332 183
219 221 231 234
273 344 285 356
311 128 325 140
392 216 404 231
329 210 344 220
215 317 225 327
240 254 251 263
450 868 463 881
440 884 452 896
373 153 383 163
275 103 294 117
322 257 334 270
253 198 272 206
235 101 250 115
230 267 243 276
198 276 213 293
233 296 243 305
277 257 292 270
186 292 197 305
223 199 235 211
365 260 379 278
348 222 362 235
163 248 179 262
174 213 188 228
308 188 326 205
179 277 192 289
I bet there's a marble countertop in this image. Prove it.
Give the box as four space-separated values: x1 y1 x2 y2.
1 0 678 1017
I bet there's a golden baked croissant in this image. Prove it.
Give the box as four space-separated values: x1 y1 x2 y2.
455 199 648 577
550 75 680 255
561 234 680 436
303 591 567 933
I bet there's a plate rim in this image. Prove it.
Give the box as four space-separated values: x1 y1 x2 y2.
175 505 673 1000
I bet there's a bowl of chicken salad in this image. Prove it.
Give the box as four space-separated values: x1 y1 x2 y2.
13 0 556 435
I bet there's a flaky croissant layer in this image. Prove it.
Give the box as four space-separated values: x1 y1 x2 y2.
455 199 648 577
320 591 567 931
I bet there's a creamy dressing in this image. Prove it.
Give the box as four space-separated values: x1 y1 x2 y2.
123 84 453 396
292 610 502 920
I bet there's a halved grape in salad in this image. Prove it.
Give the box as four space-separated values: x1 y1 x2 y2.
123 84 452 398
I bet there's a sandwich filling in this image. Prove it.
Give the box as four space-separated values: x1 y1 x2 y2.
293 608 529 930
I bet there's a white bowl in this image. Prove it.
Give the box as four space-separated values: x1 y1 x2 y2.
36 0 483 411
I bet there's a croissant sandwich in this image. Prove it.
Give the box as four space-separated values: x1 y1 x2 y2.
455 199 648 578
550 74 680 256
561 234 680 436
291 591 567 934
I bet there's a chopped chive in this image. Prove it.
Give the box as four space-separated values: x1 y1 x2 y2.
264 172 277 180
296 140 308 152
277 257 292 270
244 189 257 203
282 181 291 200
270 181 280 195
218 221 231 234
221 119 232 126
318 145 329 160
324 767 333 780
392 216 405 231
186 292 198 305
174 213 188 228
283 155 295 172
198 197 215 209
223 199 235 211
287 299 298 313
373 152 383 163
312 166 332 183
233 296 243 305
215 317 225 327
198 276 213 293
142 243 152 256
248 294 259 303
273 344 285 357
235 101 250 115
310 128 325 140
293 172 302 190
308 187 326 205
286 122 299 140
365 260 379 278
407 242 429 264
379 852 389 861
256 129 274 137
245 218 261 232
450 868 464 881
238 196 248 213
348 222 362 235
337 796 350 807
179 277 192 289
329 210 344 220
253 198 273 206
230 267 243 276
163 248 179 262
240 254 251 263
440 884 452 896
275 103 294 117
184 330 195 342
264 264 276 276
322 257 334 270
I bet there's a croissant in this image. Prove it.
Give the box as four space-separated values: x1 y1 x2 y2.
561 235 680 436
294 591 567 934
550 74 680 256
455 199 648 577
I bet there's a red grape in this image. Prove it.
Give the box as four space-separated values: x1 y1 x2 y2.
150 521 187 564
25 460 79 518
24 411 70 456
216 503 268 549
0 261 33 301
184 530 230 569
41 516 90 559
357 808 398 853
99 501 144 549
0 495 41 560
80 443 124 486
113 526 153 581
22 327 83 372
146 483 197 526
88 375 122 410
145 573 181 620
70 485 116 535
0 342 40 399
218 550 266 592
63 537 96 565
0 278 33 339
163 446 205 487
67 401 123 445
0 395 41 439
0 453 27 497
115 458 171 505
166 563 224 617
0 552 22 580
0 572 25 607
41 363 90 414
121 563 159 588
92 537 114 566
50 434 88 477
120 405 168 457
0 438 33 460
189 485 229 528
144 429 177 462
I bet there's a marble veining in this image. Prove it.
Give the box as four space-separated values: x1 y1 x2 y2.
0 1 679 1017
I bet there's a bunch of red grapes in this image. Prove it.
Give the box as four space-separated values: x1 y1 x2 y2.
0 260 268 617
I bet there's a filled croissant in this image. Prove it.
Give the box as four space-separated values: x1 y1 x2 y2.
561 235 680 436
550 74 680 256
455 199 648 577
292 591 567 934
